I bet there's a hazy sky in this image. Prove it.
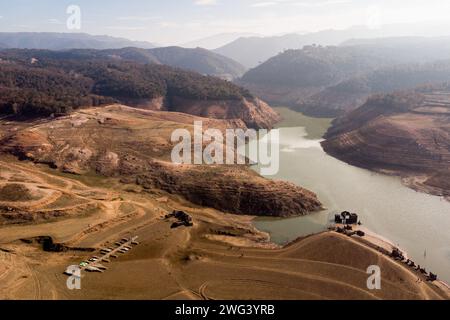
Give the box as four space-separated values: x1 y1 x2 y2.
1 0 450 45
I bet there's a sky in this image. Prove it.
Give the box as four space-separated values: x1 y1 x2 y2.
1 0 450 45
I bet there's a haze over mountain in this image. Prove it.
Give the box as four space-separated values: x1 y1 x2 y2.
148 46 246 79
297 60 450 117
215 23 450 68
181 33 261 50
239 38 450 116
99 46 246 79
215 28 372 69
0 44 246 80
0 32 155 50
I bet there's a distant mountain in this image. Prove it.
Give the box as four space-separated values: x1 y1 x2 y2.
238 45 394 111
1 46 246 79
239 40 450 117
182 33 261 50
148 46 246 79
215 24 450 68
241 46 390 87
215 27 385 68
0 32 155 50
298 61 450 117
341 36 450 64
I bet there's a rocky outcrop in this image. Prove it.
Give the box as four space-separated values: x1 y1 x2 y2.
131 96 281 130
133 161 322 217
122 95 280 130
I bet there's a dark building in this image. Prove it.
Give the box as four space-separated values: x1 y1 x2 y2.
335 211 358 225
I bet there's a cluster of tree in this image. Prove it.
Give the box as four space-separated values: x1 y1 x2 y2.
0 63 114 116
0 50 252 117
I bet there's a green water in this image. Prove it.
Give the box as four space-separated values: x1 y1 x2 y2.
274 107 332 138
251 107 450 283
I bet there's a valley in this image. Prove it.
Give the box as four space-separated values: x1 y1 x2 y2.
1 105 447 300
2 18 450 302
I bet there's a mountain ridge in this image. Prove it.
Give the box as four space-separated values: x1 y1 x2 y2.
0 32 156 50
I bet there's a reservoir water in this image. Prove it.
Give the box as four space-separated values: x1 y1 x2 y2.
250 107 450 283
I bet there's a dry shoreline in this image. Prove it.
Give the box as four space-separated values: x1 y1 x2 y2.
320 146 450 203
253 215 450 293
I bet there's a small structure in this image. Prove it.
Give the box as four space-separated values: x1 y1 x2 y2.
335 211 358 225
85 266 103 273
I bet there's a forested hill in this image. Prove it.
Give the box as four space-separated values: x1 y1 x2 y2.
0 46 246 80
240 45 391 87
0 50 252 117
239 45 450 117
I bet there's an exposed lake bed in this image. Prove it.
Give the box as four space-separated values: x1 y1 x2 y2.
252 107 450 284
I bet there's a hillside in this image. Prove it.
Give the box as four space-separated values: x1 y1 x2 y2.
238 45 392 111
341 36 450 64
240 44 450 117
0 46 246 80
149 46 246 79
0 50 278 129
0 105 320 217
0 32 155 50
214 27 386 68
241 46 388 87
322 87 450 198
298 61 450 117
99 47 246 79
